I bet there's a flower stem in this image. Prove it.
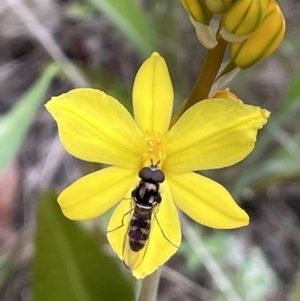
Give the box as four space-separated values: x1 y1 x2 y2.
184 35 228 111
138 269 161 301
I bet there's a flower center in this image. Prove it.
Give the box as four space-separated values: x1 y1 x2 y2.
142 130 167 168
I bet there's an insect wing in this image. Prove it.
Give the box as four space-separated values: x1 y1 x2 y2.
106 199 133 261
123 206 158 271
123 233 150 271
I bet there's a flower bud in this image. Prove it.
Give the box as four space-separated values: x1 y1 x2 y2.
181 0 213 25
181 0 218 48
223 0 270 36
213 89 242 102
205 0 235 14
230 0 286 69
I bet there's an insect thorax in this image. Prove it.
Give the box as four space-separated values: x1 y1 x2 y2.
132 180 162 208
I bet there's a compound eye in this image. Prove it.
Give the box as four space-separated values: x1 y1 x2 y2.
138 167 152 180
152 169 165 183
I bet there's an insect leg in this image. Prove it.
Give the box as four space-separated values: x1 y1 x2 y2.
154 214 179 249
106 209 134 233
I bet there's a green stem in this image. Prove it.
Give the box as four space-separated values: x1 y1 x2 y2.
138 269 161 301
185 35 228 111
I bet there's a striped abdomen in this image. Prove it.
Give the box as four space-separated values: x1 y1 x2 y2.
128 208 152 252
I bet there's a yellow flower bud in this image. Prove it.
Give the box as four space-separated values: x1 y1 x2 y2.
223 0 270 36
181 0 218 48
205 0 235 14
230 0 286 69
181 0 213 25
213 88 242 102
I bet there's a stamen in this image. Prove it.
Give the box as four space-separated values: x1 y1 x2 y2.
142 130 167 168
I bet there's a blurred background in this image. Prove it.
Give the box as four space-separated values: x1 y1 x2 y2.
0 0 300 300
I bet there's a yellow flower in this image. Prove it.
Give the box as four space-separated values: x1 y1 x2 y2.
230 0 286 69
45 52 270 279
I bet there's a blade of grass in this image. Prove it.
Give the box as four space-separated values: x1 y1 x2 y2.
87 0 157 57
0 64 59 174
6 0 89 87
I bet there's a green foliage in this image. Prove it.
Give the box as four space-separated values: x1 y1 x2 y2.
0 64 59 174
0 252 13 289
86 0 157 57
181 224 275 301
281 69 300 113
33 191 135 301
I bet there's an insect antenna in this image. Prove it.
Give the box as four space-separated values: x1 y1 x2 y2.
150 159 160 168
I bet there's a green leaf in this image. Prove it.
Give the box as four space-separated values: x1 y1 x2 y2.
87 0 157 57
0 64 59 174
33 191 135 301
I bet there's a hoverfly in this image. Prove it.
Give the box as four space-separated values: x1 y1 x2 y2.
107 163 178 271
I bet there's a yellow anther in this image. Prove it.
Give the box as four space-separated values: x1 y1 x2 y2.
142 130 167 167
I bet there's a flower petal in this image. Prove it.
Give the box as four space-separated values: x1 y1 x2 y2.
133 52 174 135
46 88 145 168
164 98 270 173
58 166 137 220
166 172 249 229
107 181 181 279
